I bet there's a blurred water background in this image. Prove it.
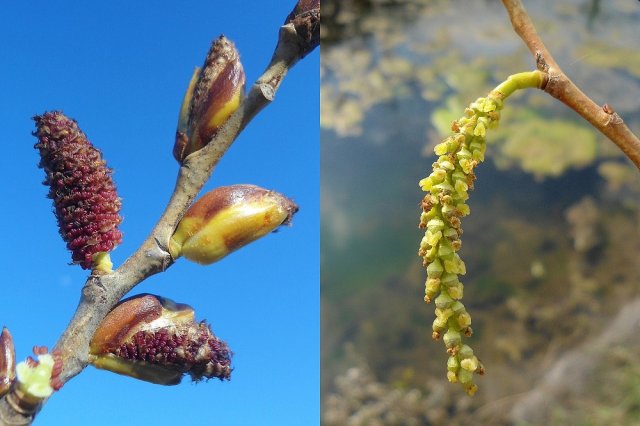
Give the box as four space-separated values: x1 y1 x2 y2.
321 0 640 424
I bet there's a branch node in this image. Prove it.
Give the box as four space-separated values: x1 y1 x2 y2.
535 52 549 73
602 103 615 115
259 83 276 101
606 112 624 126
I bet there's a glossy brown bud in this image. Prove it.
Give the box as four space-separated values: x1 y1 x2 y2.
173 36 245 162
169 184 298 265
90 294 231 385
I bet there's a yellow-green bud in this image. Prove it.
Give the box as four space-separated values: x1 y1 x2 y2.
434 142 448 156
434 307 453 321
426 259 444 278
426 230 443 246
443 254 466 275
443 329 461 349
440 272 459 288
447 355 459 372
447 282 464 300
458 345 474 359
425 278 440 300
427 218 445 232
169 185 298 265
457 312 472 328
435 293 454 309
432 317 447 334
438 241 454 258
465 383 478 396
15 354 55 399
458 368 473 384
460 357 479 372
451 301 465 315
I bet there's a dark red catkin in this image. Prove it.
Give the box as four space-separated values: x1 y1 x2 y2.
33 111 122 271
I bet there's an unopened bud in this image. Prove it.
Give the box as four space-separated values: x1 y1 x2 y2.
447 355 459 373
33 111 122 272
174 36 245 162
284 0 320 58
0 327 16 397
90 294 231 385
169 185 298 265
443 329 461 349
460 357 479 372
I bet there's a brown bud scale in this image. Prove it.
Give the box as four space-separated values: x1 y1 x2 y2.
0 327 16 397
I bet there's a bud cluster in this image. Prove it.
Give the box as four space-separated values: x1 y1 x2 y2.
33 111 122 272
418 93 504 395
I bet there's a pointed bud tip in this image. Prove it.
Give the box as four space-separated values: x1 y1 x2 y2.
174 36 245 162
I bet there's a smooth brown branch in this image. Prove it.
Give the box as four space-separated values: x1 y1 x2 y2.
0 2 319 424
502 0 640 169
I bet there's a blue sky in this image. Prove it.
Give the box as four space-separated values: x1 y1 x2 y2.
0 1 319 425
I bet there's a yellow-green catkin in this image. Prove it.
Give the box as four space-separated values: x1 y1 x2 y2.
418 71 545 395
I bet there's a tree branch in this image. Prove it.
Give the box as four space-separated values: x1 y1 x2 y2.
502 0 640 169
0 3 318 424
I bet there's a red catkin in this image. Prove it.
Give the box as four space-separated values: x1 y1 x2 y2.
33 111 122 269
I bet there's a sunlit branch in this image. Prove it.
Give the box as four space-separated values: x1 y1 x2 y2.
502 0 640 169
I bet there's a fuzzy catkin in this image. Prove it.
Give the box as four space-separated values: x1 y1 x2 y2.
34 111 122 270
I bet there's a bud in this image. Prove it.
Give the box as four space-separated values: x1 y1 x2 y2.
90 294 231 385
443 329 461 349
284 0 320 58
447 355 459 373
7 347 63 416
33 112 122 272
173 36 245 162
169 185 298 265
0 327 16 397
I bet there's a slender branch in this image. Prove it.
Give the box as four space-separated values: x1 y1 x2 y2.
0 3 318 424
502 0 640 169
56 22 313 385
